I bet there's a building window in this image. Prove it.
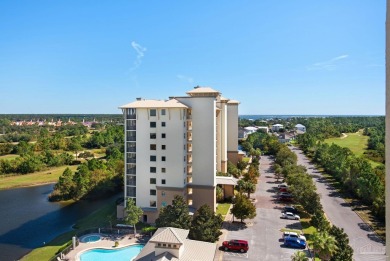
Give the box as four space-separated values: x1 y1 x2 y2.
126 187 136 197
162 201 167 207
150 201 156 207
163 244 166 247
162 179 166 185
184 133 186 138
150 178 156 184
150 144 156 150
168 244 171 248
158 243 161 247
161 122 166 127
150 133 156 139
161 109 166 115
150 167 156 173
162 156 166 161
161 168 166 173
162 191 166 196
184 156 186 162
150 109 156 117
161 133 166 138
150 189 156 195
150 155 156 161
150 122 156 128
161 145 166 150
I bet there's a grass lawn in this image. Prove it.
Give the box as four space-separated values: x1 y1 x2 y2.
0 165 79 190
324 130 382 168
22 197 118 261
216 203 231 219
324 130 368 156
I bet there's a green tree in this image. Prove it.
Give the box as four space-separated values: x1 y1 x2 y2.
67 137 82 160
216 186 224 202
124 198 143 235
189 204 223 243
231 193 256 223
237 179 256 198
54 167 75 199
155 195 191 229
311 210 330 232
291 251 308 261
311 231 338 261
329 226 353 261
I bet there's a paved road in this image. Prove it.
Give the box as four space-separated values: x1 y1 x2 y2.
290 146 386 261
222 155 310 261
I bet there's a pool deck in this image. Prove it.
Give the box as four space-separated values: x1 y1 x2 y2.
64 234 150 261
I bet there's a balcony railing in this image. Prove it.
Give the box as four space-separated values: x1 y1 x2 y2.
126 126 136 130
127 137 136 142
127 159 136 163
126 115 136 119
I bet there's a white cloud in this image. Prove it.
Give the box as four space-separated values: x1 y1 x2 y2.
130 41 147 71
307 54 349 71
177 74 194 84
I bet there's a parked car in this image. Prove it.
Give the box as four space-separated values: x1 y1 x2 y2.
278 192 292 197
282 205 298 214
282 231 306 241
281 212 300 220
277 184 288 189
278 187 289 192
284 237 306 249
222 239 249 253
278 194 294 202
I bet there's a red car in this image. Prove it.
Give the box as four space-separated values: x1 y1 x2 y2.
222 239 249 253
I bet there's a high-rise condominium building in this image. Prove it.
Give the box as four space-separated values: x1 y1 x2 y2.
118 87 239 223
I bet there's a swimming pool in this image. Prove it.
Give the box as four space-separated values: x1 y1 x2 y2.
80 234 101 243
80 244 144 261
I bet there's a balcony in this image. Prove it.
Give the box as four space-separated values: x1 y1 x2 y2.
187 176 192 183
126 115 136 120
187 157 192 164
127 136 136 142
126 126 136 130
187 167 192 174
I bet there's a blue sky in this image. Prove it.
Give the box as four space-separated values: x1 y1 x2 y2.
0 1 385 115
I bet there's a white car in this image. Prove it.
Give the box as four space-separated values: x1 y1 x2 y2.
282 231 306 241
281 212 300 220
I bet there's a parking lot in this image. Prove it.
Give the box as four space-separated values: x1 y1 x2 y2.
221 155 310 261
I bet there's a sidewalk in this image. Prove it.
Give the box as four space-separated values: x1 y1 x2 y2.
214 205 234 261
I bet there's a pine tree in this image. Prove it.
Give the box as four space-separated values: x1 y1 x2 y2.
155 195 191 229
231 193 256 222
189 205 223 242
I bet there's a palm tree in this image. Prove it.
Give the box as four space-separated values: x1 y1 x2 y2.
311 231 338 261
291 251 309 261
310 231 325 259
319 232 338 260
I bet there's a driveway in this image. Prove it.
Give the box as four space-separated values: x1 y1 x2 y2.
290 146 386 261
222 155 310 261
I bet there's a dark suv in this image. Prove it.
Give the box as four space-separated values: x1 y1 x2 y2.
222 239 249 253
282 205 298 214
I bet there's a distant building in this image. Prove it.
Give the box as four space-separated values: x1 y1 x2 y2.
271 124 283 132
295 124 306 133
135 227 217 261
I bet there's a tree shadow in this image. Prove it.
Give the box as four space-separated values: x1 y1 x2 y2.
223 221 248 231
285 222 302 230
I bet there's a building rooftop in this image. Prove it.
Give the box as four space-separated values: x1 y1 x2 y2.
227 99 240 104
216 176 238 186
149 227 188 245
119 99 188 109
135 227 217 261
186 86 220 97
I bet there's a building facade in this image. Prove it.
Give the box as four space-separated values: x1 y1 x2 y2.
118 87 239 223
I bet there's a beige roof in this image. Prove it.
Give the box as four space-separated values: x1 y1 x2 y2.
135 227 217 261
149 227 188 244
216 176 238 186
227 99 240 104
186 86 220 95
119 99 188 109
